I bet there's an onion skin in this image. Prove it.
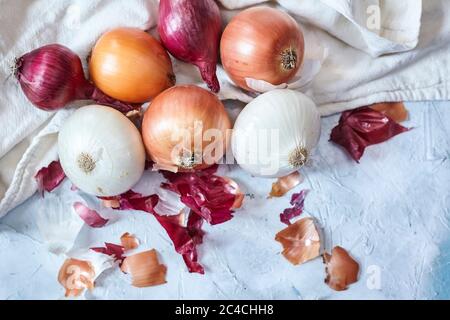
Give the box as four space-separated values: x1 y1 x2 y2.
15 44 139 113
58 105 146 197
221 7 305 91
15 44 85 111
158 0 221 93
142 85 231 172
232 90 320 178
89 28 175 103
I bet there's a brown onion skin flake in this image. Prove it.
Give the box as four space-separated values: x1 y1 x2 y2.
121 249 167 288
275 218 321 265
323 246 360 291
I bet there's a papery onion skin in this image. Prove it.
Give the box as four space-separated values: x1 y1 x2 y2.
58 258 95 297
370 102 408 123
232 89 321 178
161 166 240 225
89 28 175 103
35 160 66 195
323 246 360 291
121 249 167 287
158 0 221 93
330 107 409 162
221 7 304 91
73 202 109 228
142 85 232 172
275 217 321 265
58 105 146 196
15 44 139 113
91 243 125 264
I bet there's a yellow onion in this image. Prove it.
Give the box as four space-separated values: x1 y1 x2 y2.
221 7 304 91
89 27 175 103
142 85 232 172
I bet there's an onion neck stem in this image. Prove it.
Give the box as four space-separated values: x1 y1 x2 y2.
75 80 141 114
288 147 308 169
197 61 220 93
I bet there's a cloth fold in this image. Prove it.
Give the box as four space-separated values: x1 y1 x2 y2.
1 0 449 217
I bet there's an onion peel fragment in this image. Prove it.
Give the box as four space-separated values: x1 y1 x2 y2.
73 202 109 228
98 190 157 212
109 191 206 274
161 165 243 225
35 160 66 196
153 210 205 274
330 107 410 161
57 258 95 297
279 190 309 225
120 232 139 251
323 246 359 291
101 198 121 209
223 177 244 209
91 243 125 265
370 102 408 123
269 171 302 198
121 249 167 288
275 217 321 265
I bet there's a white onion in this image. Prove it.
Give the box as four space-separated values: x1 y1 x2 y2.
232 89 321 178
58 105 146 196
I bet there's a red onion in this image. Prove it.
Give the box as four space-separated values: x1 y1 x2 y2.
158 0 222 93
14 44 139 113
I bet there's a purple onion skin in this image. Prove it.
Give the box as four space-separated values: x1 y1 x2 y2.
158 0 222 93
15 44 139 113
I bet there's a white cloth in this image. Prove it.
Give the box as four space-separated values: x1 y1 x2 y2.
0 0 449 217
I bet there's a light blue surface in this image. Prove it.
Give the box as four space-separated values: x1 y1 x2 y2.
431 238 450 299
1 101 449 300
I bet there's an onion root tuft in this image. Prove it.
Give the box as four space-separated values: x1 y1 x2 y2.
281 48 298 70
77 152 96 174
288 147 308 168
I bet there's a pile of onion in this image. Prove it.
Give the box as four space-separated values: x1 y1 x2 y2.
221 7 305 91
14 44 138 113
58 105 146 196
89 27 175 103
142 85 232 172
